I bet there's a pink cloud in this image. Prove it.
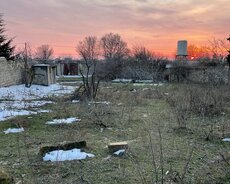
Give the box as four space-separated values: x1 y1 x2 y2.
1 0 229 57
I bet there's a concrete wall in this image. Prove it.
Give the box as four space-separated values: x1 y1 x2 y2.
0 57 24 87
167 64 229 84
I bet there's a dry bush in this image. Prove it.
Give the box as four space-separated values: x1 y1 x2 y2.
166 94 190 128
119 58 168 81
166 84 229 128
73 100 115 129
169 61 191 82
138 87 164 100
199 65 228 85
167 84 228 116
187 85 225 116
71 84 88 102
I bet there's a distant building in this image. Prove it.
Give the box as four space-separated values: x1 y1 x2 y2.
56 58 79 76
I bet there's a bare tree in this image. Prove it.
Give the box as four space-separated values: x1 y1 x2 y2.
187 44 211 61
128 46 153 80
76 36 99 100
132 45 152 62
35 44 53 61
207 37 230 84
208 37 230 61
119 45 168 81
15 43 34 87
100 33 129 61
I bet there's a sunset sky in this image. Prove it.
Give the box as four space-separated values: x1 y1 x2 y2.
1 0 229 58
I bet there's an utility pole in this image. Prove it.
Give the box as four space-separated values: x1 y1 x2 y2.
24 42 29 87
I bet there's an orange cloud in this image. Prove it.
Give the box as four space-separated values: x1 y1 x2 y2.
1 0 229 58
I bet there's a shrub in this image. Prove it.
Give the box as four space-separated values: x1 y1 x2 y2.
166 84 229 129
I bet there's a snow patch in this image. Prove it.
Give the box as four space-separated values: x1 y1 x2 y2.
0 84 75 100
0 100 53 110
0 110 37 121
43 148 95 162
4 127 24 134
143 114 148 118
114 149 125 156
222 138 230 142
46 117 81 125
89 101 111 105
112 79 133 83
133 83 164 86
36 109 52 113
0 100 53 121
0 84 75 121
142 88 149 91
72 100 80 103
58 75 83 78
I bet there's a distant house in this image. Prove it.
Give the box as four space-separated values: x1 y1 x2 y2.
55 58 79 76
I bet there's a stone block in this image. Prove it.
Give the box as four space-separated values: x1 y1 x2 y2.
108 141 128 153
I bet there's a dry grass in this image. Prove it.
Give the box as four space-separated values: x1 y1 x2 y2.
0 83 229 183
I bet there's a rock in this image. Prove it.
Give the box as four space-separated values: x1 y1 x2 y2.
0 169 14 184
39 141 87 157
108 141 128 153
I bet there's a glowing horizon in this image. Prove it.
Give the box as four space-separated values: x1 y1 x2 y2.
1 0 229 58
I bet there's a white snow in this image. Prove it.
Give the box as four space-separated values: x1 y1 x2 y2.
0 100 53 121
114 149 125 156
142 88 149 91
72 100 80 103
143 114 148 118
133 83 164 86
0 100 53 110
59 82 79 84
154 83 164 86
3 127 24 134
57 75 90 78
0 84 75 100
222 138 230 142
112 79 163 85
89 101 111 105
36 109 52 113
136 80 153 83
0 84 76 121
46 117 81 125
112 79 133 83
43 148 95 162
0 110 37 121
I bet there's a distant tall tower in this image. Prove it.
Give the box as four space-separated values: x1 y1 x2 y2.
176 40 188 61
